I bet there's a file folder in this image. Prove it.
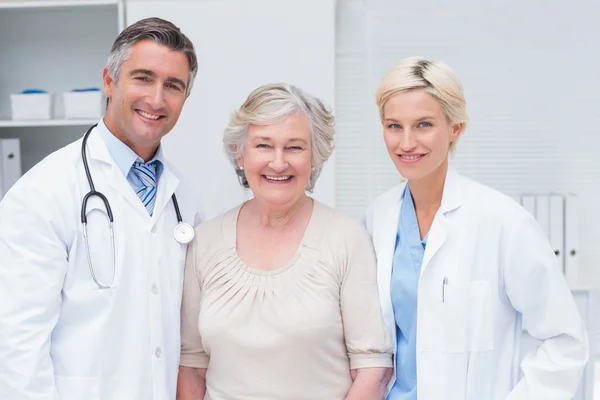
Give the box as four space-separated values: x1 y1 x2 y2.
0 138 22 200
564 194 579 286
534 195 550 240
549 194 565 273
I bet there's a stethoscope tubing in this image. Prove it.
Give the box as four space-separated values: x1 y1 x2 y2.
80 124 192 289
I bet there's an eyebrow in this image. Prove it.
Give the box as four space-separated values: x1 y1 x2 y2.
129 69 187 90
415 116 435 122
253 136 308 145
253 136 273 142
288 138 308 145
384 116 435 123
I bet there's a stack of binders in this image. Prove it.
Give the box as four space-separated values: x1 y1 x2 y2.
0 139 22 201
519 193 579 286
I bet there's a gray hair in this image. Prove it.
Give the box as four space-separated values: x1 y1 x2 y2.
107 17 198 96
223 83 335 192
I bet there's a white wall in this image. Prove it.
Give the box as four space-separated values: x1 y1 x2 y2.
126 0 337 220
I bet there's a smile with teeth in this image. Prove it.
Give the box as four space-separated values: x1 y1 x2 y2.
400 154 423 160
264 175 292 181
137 110 161 120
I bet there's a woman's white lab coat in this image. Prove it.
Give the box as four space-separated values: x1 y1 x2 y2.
365 167 589 399
0 126 202 400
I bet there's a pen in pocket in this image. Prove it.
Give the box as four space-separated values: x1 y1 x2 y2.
442 276 448 303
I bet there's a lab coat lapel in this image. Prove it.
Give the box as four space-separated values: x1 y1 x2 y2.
151 162 180 225
377 181 406 335
420 167 462 276
420 212 448 275
86 128 150 219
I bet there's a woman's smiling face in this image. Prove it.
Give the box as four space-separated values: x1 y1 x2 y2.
382 89 462 182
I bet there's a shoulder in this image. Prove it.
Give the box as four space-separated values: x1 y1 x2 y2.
366 184 403 217
163 159 205 222
192 205 240 251
313 200 371 247
186 206 240 279
163 159 186 184
456 175 533 234
0 140 81 240
311 201 377 280
4 139 80 202
363 183 404 236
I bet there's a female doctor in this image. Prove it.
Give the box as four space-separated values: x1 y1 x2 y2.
365 57 589 399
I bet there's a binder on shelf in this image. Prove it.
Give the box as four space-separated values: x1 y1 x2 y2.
548 194 565 273
0 138 22 200
564 194 579 286
520 194 536 217
534 195 550 240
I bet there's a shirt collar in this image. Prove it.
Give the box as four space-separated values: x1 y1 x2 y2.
96 118 164 177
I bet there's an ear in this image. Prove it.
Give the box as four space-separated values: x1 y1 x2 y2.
102 66 114 101
231 144 245 170
449 122 463 142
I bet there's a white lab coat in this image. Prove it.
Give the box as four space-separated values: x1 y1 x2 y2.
0 126 202 400
365 167 589 399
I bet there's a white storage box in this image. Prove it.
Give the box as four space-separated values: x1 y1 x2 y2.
63 90 103 119
10 93 52 120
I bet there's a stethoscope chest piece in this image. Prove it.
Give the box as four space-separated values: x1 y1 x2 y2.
174 222 195 244
81 123 195 289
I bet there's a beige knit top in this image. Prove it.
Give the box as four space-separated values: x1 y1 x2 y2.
180 200 392 399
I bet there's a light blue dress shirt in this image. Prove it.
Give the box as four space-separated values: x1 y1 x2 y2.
95 119 164 193
388 185 428 400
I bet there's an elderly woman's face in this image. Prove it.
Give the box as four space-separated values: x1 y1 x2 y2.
239 113 312 208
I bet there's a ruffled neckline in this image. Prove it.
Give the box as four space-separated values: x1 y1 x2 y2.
221 199 326 276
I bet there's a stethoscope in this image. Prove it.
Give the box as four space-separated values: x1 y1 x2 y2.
81 124 195 289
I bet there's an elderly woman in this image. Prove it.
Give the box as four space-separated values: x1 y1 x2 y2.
177 83 393 399
366 57 589 399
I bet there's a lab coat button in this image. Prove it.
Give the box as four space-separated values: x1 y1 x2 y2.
155 347 161 358
150 225 157 234
151 284 158 295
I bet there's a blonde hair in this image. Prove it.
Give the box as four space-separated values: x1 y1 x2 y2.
375 57 469 152
223 83 335 192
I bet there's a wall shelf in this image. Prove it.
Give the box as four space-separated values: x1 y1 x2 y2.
0 1 121 174
0 119 97 128
0 0 118 9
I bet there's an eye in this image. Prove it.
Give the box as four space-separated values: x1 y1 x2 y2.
256 144 271 149
287 146 303 151
167 83 182 91
134 76 150 82
387 123 401 129
418 121 432 128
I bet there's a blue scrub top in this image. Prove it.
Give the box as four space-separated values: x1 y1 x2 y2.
388 185 427 400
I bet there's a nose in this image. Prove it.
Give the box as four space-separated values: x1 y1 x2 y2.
269 148 289 172
398 128 417 152
147 84 166 110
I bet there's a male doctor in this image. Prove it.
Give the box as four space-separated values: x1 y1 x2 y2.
0 18 202 399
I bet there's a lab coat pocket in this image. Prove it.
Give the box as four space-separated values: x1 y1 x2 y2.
442 280 493 353
55 376 100 400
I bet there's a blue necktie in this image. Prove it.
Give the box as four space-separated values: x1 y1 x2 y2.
132 160 157 215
